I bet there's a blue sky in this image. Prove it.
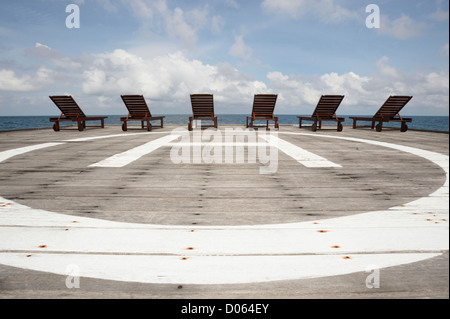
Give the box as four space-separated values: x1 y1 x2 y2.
0 0 448 115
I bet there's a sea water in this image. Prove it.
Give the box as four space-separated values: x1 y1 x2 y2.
0 115 448 132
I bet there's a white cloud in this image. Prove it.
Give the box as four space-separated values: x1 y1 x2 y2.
438 43 449 58
312 0 360 23
265 58 449 114
261 0 359 22
378 14 427 40
96 0 118 12
211 15 225 34
185 7 209 30
0 70 35 91
427 1 449 22
81 49 268 111
97 95 113 108
124 0 210 48
35 42 50 50
0 67 54 92
165 7 200 46
428 9 449 21
262 0 308 18
266 70 372 112
28 43 85 71
225 0 240 9
410 70 449 95
376 56 402 79
229 35 253 61
2 45 448 115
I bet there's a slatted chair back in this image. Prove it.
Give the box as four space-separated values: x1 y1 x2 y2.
311 95 344 118
374 96 413 119
121 95 152 118
49 96 86 118
252 94 278 119
190 94 215 118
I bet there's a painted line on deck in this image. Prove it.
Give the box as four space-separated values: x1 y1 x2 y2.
260 133 341 168
0 131 447 284
0 143 64 163
89 134 180 168
88 130 341 168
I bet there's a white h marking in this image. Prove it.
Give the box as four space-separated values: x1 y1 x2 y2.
89 133 341 168
89 135 180 168
260 134 341 168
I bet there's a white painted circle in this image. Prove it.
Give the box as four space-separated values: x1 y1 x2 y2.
0 131 448 284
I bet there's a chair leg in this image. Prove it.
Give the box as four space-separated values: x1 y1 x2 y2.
312 119 318 132
337 121 343 132
401 122 408 132
376 121 383 132
122 122 127 131
53 122 60 132
160 118 164 129
77 120 84 131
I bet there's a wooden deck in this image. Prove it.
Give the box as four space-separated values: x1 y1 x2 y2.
0 125 448 299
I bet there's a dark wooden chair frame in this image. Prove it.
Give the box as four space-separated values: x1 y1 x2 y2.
246 94 279 130
120 95 164 131
297 95 345 132
189 94 217 131
350 96 413 132
49 96 107 132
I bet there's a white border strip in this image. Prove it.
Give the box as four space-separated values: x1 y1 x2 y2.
0 143 64 163
261 134 342 168
89 134 180 168
0 131 447 284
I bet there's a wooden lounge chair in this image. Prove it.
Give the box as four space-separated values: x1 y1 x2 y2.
189 94 217 131
246 94 279 130
350 96 413 132
49 95 107 132
120 95 164 131
298 95 345 132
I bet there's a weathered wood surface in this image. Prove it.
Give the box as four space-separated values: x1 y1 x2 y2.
0 125 447 298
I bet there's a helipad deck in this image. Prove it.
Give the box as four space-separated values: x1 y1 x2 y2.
0 124 448 299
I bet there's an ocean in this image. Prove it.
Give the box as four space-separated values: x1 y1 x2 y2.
0 115 448 132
